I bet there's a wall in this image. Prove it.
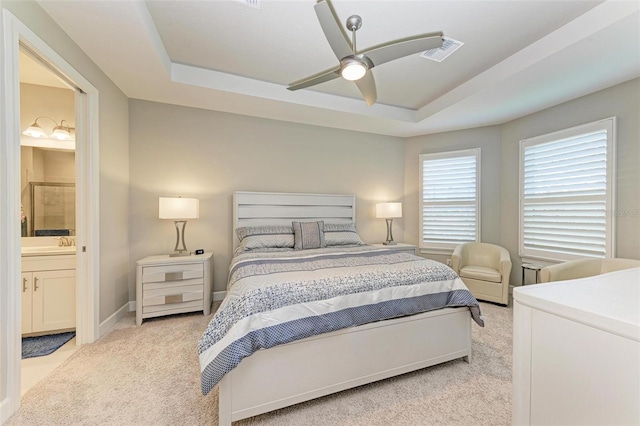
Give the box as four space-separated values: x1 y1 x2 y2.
2 1 130 322
129 99 404 295
500 78 640 282
402 78 640 286
20 83 75 236
403 126 503 265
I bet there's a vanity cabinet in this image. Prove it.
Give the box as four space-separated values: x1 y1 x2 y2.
21 255 76 334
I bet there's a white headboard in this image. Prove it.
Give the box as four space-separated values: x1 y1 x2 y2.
233 191 356 248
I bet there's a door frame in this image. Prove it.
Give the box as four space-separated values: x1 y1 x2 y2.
0 10 100 422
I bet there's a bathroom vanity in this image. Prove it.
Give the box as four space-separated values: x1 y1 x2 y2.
21 239 76 335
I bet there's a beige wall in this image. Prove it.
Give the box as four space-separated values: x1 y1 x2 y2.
3 1 130 323
129 99 404 294
403 126 503 265
20 83 75 236
402 78 640 286
500 78 640 283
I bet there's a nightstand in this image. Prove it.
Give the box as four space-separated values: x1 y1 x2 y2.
136 252 213 325
370 243 418 255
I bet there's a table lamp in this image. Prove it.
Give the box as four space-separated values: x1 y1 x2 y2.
159 196 199 256
376 202 402 245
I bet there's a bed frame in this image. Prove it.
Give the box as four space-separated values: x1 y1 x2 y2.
218 191 472 425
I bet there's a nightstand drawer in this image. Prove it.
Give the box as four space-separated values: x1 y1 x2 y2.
143 277 203 290
143 286 204 307
142 263 203 283
143 299 203 314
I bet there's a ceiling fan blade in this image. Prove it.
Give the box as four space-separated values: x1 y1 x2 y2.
288 66 341 91
359 32 444 67
314 0 353 60
354 71 377 106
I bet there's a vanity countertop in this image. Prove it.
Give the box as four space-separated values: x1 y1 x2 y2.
21 246 76 256
21 237 76 257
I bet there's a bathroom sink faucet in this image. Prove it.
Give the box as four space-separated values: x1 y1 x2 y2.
58 236 73 247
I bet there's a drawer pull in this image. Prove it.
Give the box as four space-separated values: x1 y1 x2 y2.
165 295 184 304
23 278 28 292
165 272 184 281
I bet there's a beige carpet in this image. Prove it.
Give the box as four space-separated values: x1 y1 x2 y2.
7 302 512 426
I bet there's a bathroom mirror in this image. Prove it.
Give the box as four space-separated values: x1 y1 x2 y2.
29 182 75 237
21 146 76 237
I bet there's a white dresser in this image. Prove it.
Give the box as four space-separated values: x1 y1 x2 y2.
136 253 213 325
512 267 640 426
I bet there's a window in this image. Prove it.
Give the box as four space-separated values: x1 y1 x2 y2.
419 149 481 252
519 118 616 261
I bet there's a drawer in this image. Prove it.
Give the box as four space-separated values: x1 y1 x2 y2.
143 277 203 290
143 299 203 314
142 263 203 283
143 290 203 307
143 284 203 301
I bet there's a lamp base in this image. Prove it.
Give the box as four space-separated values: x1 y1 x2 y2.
382 241 397 246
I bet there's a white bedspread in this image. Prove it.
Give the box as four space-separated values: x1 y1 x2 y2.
198 246 483 394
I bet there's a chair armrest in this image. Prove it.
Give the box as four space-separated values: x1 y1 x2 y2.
451 245 464 274
540 260 599 283
497 247 512 284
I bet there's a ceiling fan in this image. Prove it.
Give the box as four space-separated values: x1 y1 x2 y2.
287 0 444 106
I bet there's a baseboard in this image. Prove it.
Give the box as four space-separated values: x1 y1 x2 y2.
1 396 14 424
213 291 226 301
99 301 132 337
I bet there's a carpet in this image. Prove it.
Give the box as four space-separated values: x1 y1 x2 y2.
8 302 512 425
21 331 76 359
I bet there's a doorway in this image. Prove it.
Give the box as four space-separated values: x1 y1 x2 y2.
1 11 100 422
19 47 80 395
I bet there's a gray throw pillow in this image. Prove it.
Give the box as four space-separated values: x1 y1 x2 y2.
292 221 326 250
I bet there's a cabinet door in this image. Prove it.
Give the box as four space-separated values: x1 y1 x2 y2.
32 269 76 333
21 272 33 334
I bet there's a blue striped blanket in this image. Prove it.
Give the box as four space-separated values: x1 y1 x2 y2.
198 246 484 395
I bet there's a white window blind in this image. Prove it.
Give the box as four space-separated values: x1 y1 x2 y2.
419 149 480 251
520 118 615 261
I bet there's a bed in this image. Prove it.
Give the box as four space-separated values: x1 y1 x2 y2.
200 191 484 425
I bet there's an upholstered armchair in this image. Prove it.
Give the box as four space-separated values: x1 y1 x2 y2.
540 258 640 283
452 243 512 305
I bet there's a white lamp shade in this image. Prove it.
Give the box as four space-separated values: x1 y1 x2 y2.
50 127 73 141
376 202 402 219
159 197 199 219
22 124 48 138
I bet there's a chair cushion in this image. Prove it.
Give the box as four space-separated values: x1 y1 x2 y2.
459 265 502 283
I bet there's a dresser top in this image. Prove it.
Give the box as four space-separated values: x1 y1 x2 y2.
514 267 640 341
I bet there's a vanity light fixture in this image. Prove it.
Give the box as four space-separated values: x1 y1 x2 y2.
22 117 75 141
376 202 402 245
159 196 200 257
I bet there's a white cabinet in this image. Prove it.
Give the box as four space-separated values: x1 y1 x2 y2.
21 255 76 335
136 253 213 325
513 268 640 426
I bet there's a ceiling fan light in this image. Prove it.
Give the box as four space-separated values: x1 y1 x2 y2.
22 123 48 138
341 59 367 81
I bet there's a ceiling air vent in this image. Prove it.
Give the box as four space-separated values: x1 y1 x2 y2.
421 37 464 62
235 0 260 9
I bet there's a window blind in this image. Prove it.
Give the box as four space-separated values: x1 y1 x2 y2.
520 118 615 260
420 149 480 250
